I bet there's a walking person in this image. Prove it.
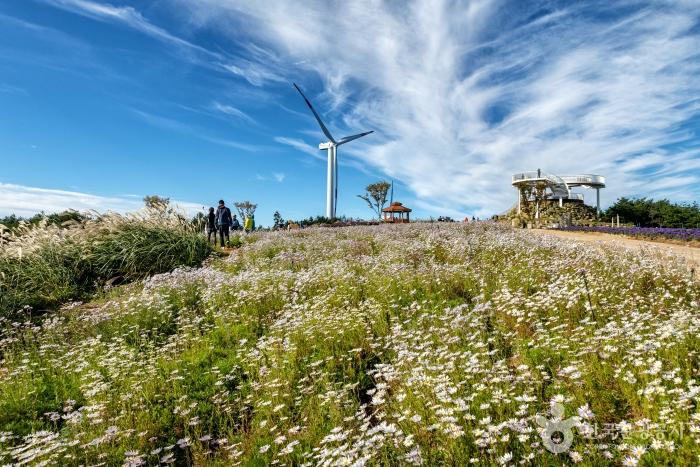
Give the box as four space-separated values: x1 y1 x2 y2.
206 207 217 244
215 199 233 247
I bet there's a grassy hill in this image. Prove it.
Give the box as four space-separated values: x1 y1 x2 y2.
1 223 698 465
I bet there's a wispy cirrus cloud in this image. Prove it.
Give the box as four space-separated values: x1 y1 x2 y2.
42 0 217 57
273 136 322 160
37 0 700 216
0 10 110 78
210 101 257 125
169 0 700 216
0 183 204 217
41 0 287 87
254 172 286 183
0 83 28 95
130 108 259 152
219 61 286 87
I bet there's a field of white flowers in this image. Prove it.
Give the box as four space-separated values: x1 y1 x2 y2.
1 223 698 466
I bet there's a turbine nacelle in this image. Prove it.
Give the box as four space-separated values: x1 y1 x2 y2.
293 83 373 218
319 132 374 150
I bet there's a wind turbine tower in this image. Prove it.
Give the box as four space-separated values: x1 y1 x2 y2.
293 83 373 218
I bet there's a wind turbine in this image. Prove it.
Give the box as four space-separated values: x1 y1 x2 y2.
293 83 373 218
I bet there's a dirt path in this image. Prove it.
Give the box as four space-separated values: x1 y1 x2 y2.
532 229 700 270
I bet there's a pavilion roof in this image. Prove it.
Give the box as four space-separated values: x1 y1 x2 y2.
382 202 412 213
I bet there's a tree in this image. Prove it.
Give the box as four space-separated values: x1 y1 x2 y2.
234 201 257 220
358 181 391 219
0 214 21 232
0 210 87 233
273 211 285 230
143 195 170 211
46 210 86 226
603 197 700 227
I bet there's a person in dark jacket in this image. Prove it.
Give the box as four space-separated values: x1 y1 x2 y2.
206 207 217 243
215 199 233 247
231 214 241 231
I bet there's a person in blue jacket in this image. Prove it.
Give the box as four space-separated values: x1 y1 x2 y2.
215 199 233 247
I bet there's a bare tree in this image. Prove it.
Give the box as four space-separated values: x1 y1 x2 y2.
358 181 391 219
234 201 257 220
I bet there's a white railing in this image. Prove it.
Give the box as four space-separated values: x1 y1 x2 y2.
512 172 541 182
512 172 569 196
560 174 605 186
512 172 567 186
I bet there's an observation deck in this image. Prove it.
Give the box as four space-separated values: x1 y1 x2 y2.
512 170 606 217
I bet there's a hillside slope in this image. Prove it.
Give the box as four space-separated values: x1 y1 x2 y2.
1 224 698 465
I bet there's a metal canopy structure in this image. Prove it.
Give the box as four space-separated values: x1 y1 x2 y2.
512 170 606 217
293 83 373 219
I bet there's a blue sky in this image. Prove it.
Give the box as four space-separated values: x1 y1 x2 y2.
1 0 699 224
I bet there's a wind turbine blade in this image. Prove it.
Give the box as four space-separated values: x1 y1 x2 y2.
293 83 336 144
337 130 373 146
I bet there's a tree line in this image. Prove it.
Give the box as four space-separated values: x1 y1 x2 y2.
4 192 698 231
603 197 700 228
0 210 86 232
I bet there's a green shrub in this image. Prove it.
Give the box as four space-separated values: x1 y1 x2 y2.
226 234 243 249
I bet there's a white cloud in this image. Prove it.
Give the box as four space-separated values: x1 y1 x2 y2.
0 183 205 217
253 172 286 183
168 0 700 216
0 83 28 95
43 0 218 58
40 0 700 216
210 101 257 125
219 61 286 87
42 0 286 86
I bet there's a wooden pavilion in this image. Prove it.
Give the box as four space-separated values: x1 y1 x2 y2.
382 202 411 223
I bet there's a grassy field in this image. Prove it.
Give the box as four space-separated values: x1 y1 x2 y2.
0 223 698 465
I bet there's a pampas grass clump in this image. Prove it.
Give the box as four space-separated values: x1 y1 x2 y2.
0 210 211 316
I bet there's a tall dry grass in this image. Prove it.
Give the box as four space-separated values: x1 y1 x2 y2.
0 210 211 316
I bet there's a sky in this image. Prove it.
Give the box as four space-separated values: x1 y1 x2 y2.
1 0 699 224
